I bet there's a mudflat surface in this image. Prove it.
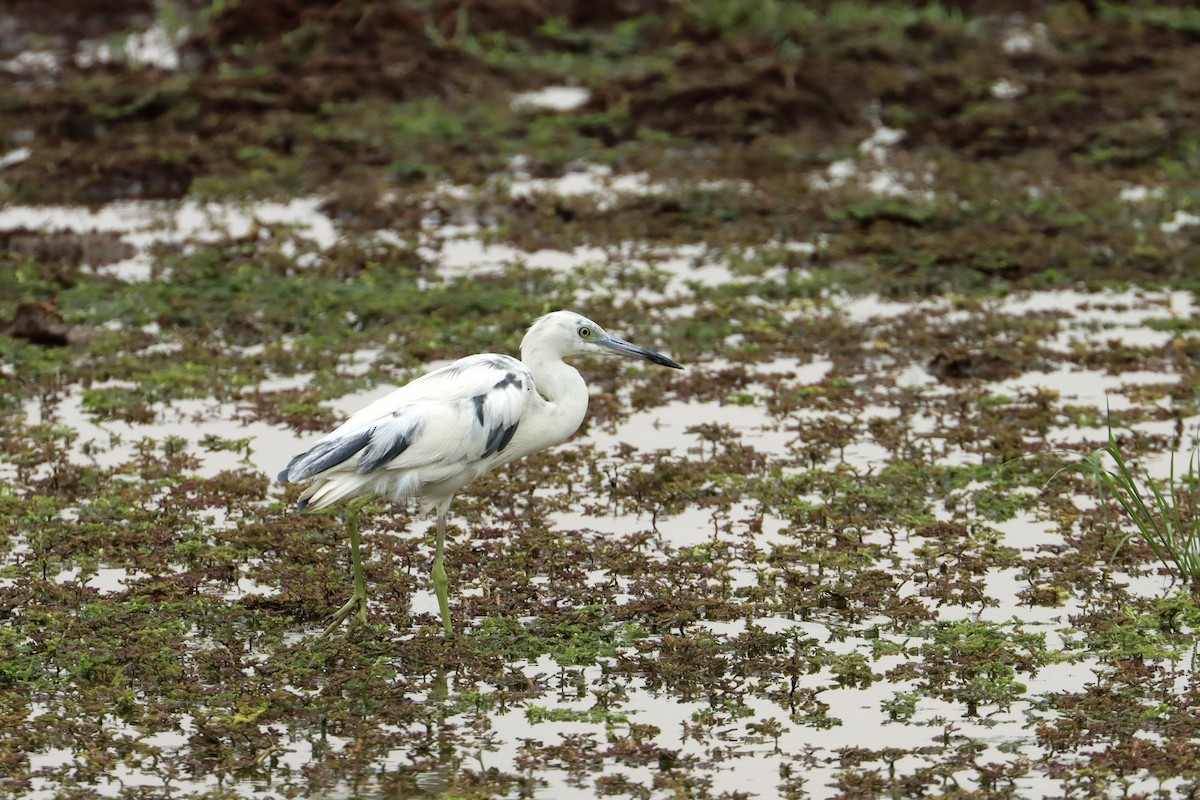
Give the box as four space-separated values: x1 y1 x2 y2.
4 3 1200 798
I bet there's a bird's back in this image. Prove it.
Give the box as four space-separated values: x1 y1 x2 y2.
278 353 536 510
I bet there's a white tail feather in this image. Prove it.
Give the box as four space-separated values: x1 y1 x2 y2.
300 474 376 510
299 470 425 511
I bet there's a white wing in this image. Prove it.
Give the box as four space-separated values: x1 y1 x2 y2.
278 354 533 506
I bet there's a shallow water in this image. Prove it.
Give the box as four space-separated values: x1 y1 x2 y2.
9 4 1200 797
6 160 1200 800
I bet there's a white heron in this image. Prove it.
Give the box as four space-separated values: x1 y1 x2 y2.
278 310 683 635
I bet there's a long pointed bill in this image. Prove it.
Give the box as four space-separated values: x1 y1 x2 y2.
600 335 684 370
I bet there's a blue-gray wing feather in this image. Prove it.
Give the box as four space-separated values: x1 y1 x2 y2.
277 428 373 482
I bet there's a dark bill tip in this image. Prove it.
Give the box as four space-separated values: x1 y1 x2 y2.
644 351 684 370
602 335 684 370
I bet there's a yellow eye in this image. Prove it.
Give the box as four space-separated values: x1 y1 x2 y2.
578 326 592 338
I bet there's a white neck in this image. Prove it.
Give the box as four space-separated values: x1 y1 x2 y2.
521 349 588 449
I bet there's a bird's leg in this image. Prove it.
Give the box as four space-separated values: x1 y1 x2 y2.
432 511 453 635
321 496 371 637
348 497 369 626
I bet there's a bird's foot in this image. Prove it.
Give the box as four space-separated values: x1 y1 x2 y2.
321 591 368 637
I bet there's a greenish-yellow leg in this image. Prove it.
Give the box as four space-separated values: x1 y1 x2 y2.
432 511 452 635
321 497 371 637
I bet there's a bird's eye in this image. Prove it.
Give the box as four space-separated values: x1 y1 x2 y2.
578 326 592 338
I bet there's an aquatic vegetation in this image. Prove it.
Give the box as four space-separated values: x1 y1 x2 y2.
5 1 1200 797
1075 427 1200 587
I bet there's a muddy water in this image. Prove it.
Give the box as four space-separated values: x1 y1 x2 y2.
5 173 1200 799
8 3 1200 796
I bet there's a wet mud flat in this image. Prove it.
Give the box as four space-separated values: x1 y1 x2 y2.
5 3 1200 799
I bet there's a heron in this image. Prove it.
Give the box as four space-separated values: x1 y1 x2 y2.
278 310 683 635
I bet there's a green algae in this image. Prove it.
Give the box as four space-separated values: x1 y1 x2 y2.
4 1 1200 798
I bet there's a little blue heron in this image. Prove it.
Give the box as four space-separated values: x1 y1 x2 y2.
278 310 683 635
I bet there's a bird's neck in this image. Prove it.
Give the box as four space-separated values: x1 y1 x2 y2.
525 352 589 432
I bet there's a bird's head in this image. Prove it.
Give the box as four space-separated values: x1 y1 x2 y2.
522 310 683 370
